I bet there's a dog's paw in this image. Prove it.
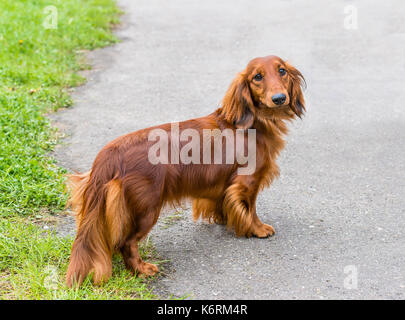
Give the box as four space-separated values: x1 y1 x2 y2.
137 262 159 277
214 216 227 225
251 223 275 238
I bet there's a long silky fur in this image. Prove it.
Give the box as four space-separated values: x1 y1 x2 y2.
66 172 129 287
65 55 305 287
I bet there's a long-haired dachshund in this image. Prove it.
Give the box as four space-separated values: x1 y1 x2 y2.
66 55 306 287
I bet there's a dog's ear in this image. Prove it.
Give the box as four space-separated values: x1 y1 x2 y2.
286 62 306 118
221 72 255 129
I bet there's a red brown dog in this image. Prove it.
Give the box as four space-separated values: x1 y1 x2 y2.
66 55 306 287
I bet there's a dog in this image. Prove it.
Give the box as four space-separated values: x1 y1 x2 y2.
66 55 306 287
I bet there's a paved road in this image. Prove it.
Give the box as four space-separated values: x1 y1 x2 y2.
52 0 405 299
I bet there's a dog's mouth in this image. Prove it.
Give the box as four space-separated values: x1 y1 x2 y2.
256 101 296 119
257 102 289 110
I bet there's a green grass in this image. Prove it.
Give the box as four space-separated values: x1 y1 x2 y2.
0 0 161 299
0 0 121 218
0 218 159 299
160 210 185 230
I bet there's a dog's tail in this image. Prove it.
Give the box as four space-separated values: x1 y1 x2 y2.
66 171 129 287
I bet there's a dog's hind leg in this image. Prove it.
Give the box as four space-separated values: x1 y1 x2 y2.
120 211 159 277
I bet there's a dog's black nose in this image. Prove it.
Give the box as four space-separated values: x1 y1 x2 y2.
272 93 286 105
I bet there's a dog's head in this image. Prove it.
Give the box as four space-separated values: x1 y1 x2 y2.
221 55 306 129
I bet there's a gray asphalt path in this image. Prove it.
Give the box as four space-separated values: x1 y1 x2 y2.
52 0 405 299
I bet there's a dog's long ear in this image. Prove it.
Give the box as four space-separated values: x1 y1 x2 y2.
221 72 255 129
286 62 306 118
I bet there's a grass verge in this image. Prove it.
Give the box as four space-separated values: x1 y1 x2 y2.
0 218 158 299
0 0 159 299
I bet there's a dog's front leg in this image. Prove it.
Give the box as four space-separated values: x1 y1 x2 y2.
248 206 275 238
223 175 275 238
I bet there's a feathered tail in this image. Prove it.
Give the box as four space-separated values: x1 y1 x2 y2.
65 171 128 287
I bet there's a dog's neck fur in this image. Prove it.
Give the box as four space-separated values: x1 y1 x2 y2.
214 107 291 164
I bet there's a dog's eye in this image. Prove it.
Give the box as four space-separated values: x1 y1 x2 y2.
253 73 263 81
279 68 286 76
